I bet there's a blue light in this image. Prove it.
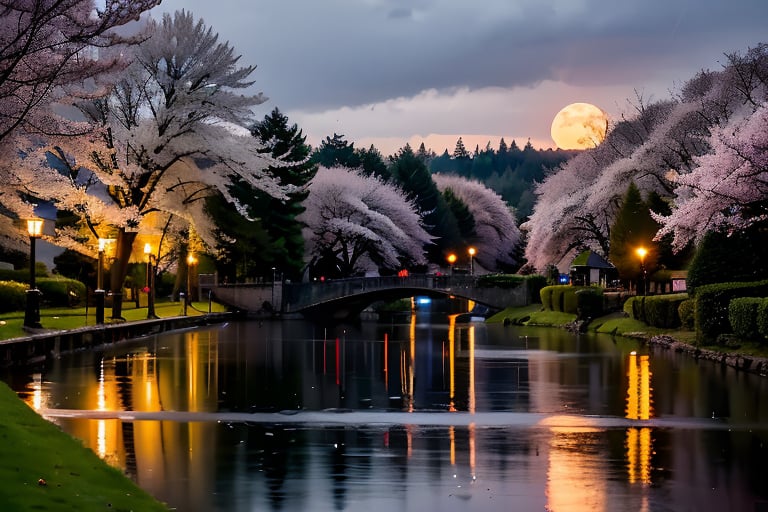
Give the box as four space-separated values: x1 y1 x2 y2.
416 297 432 305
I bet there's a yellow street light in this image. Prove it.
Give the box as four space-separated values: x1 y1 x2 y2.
24 218 44 329
447 253 457 275
468 247 476 275
636 247 648 296
185 252 198 315
144 243 157 319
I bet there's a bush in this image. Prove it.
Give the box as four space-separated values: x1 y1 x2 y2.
575 288 603 320
37 277 87 307
524 275 548 304
757 300 768 343
540 285 591 314
728 297 763 341
0 280 27 312
694 280 768 344
644 294 688 328
678 299 695 330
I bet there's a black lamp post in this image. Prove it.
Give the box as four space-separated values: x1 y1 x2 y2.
468 247 476 276
184 252 197 316
636 247 648 296
144 243 158 319
23 218 43 329
95 238 107 324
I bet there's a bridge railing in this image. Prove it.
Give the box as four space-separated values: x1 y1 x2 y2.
283 274 478 311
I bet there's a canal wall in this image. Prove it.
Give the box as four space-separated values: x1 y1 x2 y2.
647 334 768 377
0 313 235 368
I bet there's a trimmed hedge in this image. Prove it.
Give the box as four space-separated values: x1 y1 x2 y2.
0 280 28 312
758 300 768 342
540 285 593 314
694 280 768 344
575 288 603 320
728 297 763 341
678 299 695 330
624 293 688 328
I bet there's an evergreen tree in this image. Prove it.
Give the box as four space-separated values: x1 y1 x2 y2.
249 108 317 280
453 137 470 159
357 144 390 180
608 182 661 285
312 133 361 169
389 145 461 263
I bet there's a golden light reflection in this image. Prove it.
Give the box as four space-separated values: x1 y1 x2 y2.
468 324 475 414
626 351 654 486
448 314 457 412
626 352 653 420
449 426 456 465
626 427 652 484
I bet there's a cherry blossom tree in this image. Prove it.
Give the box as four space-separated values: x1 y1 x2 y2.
299 166 432 278
9 10 287 317
524 43 768 272
431 174 520 271
0 0 160 252
653 102 768 251
0 0 160 144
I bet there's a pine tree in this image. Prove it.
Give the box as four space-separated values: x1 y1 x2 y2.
453 137 470 159
312 133 361 169
608 182 661 284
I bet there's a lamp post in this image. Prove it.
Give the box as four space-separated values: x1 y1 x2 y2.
95 238 107 324
144 243 157 319
447 253 457 276
636 247 647 296
23 218 43 329
468 247 476 276
185 252 197 316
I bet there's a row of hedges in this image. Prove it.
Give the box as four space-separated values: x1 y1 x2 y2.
540 285 603 319
694 280 768 344
624 293 689 328
0 277 87 312
728 297 768 342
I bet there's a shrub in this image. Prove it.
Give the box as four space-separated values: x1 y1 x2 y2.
0 280 27 312
678 299 695 330
757 299 768 343
694 280 768 344
525 274 548 304
540 285 590 314
575 288 603 320
728 297 763 341
644 294 688 328
37 277 87 307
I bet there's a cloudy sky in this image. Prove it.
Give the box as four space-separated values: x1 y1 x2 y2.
154 0 767 157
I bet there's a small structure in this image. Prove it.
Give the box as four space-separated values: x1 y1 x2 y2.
569 250 618 287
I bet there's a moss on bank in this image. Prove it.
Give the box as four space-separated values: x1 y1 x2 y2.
0 382 168 511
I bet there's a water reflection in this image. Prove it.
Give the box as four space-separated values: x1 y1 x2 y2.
5 317 768 511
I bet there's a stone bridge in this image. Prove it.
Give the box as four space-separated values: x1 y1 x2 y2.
211 275 529 321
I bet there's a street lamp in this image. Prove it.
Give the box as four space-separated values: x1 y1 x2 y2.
23 218 43 329
468 247 476 276
95 238 107 324
185 252 197 316
144 243 158 319
447 253 456 275
636 247 648 296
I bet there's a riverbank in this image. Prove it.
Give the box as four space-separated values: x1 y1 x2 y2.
0 380 169 510
488 305 768 377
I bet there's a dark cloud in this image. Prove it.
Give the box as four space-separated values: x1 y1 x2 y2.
156 0 767 113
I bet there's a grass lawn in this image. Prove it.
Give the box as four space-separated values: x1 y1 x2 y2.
0 381 168 511
0 300 228 342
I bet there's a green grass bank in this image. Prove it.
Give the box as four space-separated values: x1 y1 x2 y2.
0 380 168 511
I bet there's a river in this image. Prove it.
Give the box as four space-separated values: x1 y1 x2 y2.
2 311 767 511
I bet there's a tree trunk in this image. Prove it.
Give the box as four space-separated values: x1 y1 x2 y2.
109 229 138 320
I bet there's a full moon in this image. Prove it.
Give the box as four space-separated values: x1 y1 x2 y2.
550 102 608 150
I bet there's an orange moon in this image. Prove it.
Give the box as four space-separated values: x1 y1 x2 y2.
550 102 608 150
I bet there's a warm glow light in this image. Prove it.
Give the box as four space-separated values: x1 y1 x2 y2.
98 238 107 252
550 102 608 150
468 247 476 256
447 253 457 265
144 242 152 255
26 218 43 237
187 253 197 265
636 247 648 260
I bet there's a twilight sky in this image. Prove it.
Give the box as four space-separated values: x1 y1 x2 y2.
153 0 767 157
